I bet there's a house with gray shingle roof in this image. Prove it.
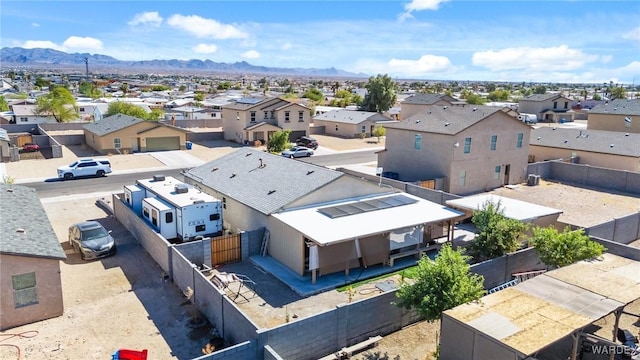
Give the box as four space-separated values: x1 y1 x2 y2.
587 99 640 134
83 113 187 154
183 148 463 278
0 184 66 330
313 109 393 138
518 93 575 123
378 104 532 195
530 127 640 172
400 93 459 119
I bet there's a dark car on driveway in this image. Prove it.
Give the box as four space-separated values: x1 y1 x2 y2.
68 221 117 260
295 136 318 150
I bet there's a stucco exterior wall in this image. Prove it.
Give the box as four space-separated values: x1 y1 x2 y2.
587 113 640 133
222 108 250 144
529 145 640 172
0 254 64 330
519 96 571 120
85 122 186 154
267 217 306 275
275 104 310 134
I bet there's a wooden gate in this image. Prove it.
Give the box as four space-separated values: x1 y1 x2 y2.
211 233 241 265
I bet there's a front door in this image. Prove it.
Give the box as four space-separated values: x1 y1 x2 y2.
504 164 510 185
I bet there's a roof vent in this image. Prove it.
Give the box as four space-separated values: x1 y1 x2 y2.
472 107 478 111
443 106 448 110
268 190 276 195
416 119 421 123
444 122 450 126
625 133 629 136
175 184 189 194
537 137 541 140
16 228 26 234
153 175 165 182
211 167 219 172
246 152 252 157
6 188 13 193
192 199 205 204
564 139 568 143
610 144 615 148
306 170 315 175
230 173 236 178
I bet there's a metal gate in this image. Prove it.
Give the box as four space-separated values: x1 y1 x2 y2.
211 233 241 265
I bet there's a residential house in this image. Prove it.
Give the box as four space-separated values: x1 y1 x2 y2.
76 102 109 122
587 99 640 134
9 104 58 124
222 97 311 145
529 127 640 172
0 184 66 330
0 128 11 162
83 114 187 154
399 93 459 119
183 149 462 278
518 93 575 123
313 109 393 138
378 104 532 195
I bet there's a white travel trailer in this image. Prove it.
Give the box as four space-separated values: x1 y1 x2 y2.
135 175 223 242
142 197 178 240
123 184 145 215
518 113 538 124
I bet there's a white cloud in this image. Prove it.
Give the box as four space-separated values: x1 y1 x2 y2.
167 14 248 39
128 11 163 28
387 55 455 77
193 43 218 54
622 26 640 41
242 50 260 59
31 23 40 28
22 40 62 50
472 45 599 72
62 36 104 51
399 0 449 21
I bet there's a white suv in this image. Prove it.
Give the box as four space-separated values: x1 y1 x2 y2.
57 158 112 180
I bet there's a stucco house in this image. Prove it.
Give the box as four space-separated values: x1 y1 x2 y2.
517 93 575 123
83 113 187 154
313 109 394 138
8 104 58 124
529 127 640 172
0 184 67 330
399 93 459 119
222 97 311 145
378 104 532 195
183 149 462 279
586 99 640 134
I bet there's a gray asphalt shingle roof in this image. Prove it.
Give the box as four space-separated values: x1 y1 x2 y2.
530 127 640 157
589 99 640 115
402 93 457 105
0 184 66 260
313 109 390 124
521 93 563 102
184 148 343 215
384 105 507 135
83 114 144 136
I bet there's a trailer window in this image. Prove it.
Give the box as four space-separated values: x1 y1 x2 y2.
152 210 158 226
210 214 220 221
143 207 149 218
166 213 173 223
196 225 206 232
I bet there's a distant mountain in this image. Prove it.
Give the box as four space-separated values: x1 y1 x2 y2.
0 47 367 78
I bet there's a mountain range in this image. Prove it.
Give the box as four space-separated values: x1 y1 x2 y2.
0 47 367 78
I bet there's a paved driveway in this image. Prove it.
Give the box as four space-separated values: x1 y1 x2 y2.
146 150 206 168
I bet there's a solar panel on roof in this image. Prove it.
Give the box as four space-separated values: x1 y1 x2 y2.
318 194 418 219
236 97 263 104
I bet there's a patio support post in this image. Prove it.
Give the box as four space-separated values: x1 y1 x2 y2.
611 308 623 360
312 269 317 284
570 331 580 360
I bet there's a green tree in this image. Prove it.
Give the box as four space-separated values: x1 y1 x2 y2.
179 85 187 92
104 102 150 120
610 87 627 100
361 74 397 113
148 108 164 121
487 89 510 101
0 96 9 112
266 129 291 153
592 93 602 101
395 244 485 321
78 81 102 99
194 93 205 102
303 87 324 102
120 83 129 95
34 77 50 89
530 227 605 268
34 87 78 122
470 201 527 260
533 85 547 94
371 125 386 143
465 93 486 105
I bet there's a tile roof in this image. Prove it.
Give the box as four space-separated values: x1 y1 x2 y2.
402 93 457 105
589 99 640 115
0 184 66 260
530 127 640 157
183 148 343 215
83 114 144 136
313 109 391 124
384 105 509 135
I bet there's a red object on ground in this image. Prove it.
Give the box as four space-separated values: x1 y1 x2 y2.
114 349 148 360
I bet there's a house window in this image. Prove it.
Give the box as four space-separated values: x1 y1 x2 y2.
165 212 173 223
494 165 501 180
516 133 524 148
285 111 290 123
414 134 422 150
250 111 256 122
151 209 158 226
490 135 497 151
264 111 268 119
12 272 38 308
335 124 339 132
270 111 275 119
298 111 304 122
464 137 472 153
79 107 85 112
553 101 558 109
114 138 121 149
458 170 466 187
564 101 568 109
143 207 149 218
20 117 28 122
361 125 366 134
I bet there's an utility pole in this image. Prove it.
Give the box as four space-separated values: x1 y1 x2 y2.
84 57 89 82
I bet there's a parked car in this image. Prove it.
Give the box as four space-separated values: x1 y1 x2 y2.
57 158 112 180
21 143 40 152
295 136 319 150
68 221 117 260
282 146 314 158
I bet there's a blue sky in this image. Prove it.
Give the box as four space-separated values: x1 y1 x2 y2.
2 0 639 84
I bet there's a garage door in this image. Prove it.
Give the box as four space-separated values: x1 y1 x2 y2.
289 130 306 142
146 137 180 152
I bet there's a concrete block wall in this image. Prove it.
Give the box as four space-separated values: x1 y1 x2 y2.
586 212 640 244
113 193 173 277
171 248 197 295
534 161 640 195
247 228 265 257
186 131 225 142
592 237 640 262
175 240 206 266
470 247 544 289
262 345 284 360
50 134 84 145
193 340 257 360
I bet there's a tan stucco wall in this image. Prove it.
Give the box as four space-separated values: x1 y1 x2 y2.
313 120 361 138
267 217 306 275
587 113 640 133
275 104 310 135
529 145 640 172
85 122 186 154
0 254 64 330
222 108 250 144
